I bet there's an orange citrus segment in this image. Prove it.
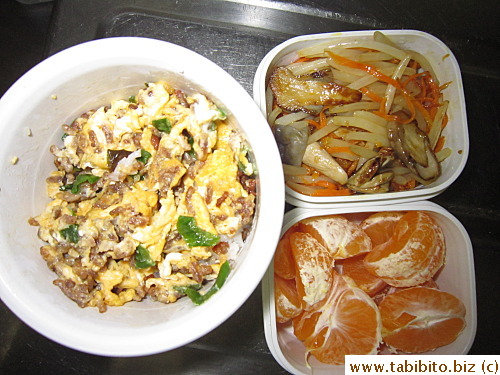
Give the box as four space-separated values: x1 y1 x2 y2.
275 274 302 324
361 211 405 247
364 211 445 287
289 231 334 311
379 286 466 353
299 214 372 259
274 225 299 279
293 270 381 365
339 254 387 296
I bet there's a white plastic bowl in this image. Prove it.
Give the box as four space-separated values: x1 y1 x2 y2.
262 201 476 374
253 30 469 208
0 37 285 356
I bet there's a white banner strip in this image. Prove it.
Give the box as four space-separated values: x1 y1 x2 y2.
346 355 499 375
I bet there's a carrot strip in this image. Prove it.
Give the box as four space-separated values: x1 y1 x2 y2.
310 187 353 197
434 136 446 153
325 146 355 155
294 56 322 63
312 180 339 189
308 119 322 129
319 109 327 128
402 71 429 88
327 51 401 87
373 110 399 122
412 100 433 130
360 87 383 103
441 114 449 129
373 97 399 122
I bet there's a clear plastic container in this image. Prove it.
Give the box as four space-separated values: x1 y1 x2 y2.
262 201 477 374
253 30 469 208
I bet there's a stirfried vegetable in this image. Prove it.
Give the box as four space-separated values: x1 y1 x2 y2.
60 224 80 243
174 261 231 305
60 174 100 194
134 245 156 269
177 216 220 247
267 31 451 196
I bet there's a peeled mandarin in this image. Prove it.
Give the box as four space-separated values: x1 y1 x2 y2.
274 225 299 279
299 214 372 259
289 231 334 311
364 211 445 287
379 286 466 353
293 270 381 365
339 254 387 296
361 211 405 247
275 274 302 324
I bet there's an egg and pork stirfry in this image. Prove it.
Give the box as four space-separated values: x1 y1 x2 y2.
29 81 257 312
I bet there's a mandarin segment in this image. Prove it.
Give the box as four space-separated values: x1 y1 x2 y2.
274 225 299 279
275 274 302 324
289 231 334 311
379 286 466 353
299 214 372 259
364 211 445 287
293 270 381 365
361 211 405 247
339 254 387 296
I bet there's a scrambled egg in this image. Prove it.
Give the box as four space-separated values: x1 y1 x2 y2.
30 81 257 312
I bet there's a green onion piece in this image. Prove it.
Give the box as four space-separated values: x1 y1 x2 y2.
134 245 156 269
60 224 80 243
128 95 137 103
186 134 197 159
174 261 231 305
177 216 220 247
217 108 227 120
61 133 69 141
237 161 247 173
136 149 151 164
60 174 100 194
152 118 172 133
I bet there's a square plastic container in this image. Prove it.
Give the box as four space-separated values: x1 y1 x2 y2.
253 30 469 208
261 201 476 374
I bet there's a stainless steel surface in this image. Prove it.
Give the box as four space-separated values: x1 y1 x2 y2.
1 0 499 373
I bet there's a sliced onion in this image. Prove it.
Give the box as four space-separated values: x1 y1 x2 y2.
328 101 379 114
344 131 390 147
436 147 452 162
349 144 379 159
287 58 330 76
267 106 282 126
326 41 408 60
428 100 449 149
275 111 311 126
384 54 411 113
332 115 387 135
307 121 340 144
354 110 388 127
283 164 308 176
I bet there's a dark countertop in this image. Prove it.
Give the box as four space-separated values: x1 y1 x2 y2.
1 0 499 373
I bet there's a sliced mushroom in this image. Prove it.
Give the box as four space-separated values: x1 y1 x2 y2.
269 66 362 114
347 153 394 193
388 121 441 183
349 172 394 194
274 124 309 166
302 142 348 185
